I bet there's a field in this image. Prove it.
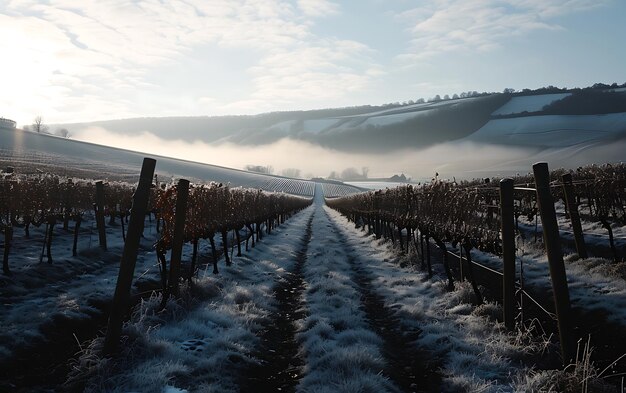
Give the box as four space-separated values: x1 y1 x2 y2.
1 131 626 392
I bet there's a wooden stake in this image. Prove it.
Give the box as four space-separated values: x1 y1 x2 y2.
500 178 516 330
533 162 574 364
3 225 11 275
562 174 587 259
103 158 156 355
168 179 189 296
95 181 107 251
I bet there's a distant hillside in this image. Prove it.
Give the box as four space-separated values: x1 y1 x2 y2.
0 128 364 197
52 106 388 145
42 83 626 181
53 83 626 155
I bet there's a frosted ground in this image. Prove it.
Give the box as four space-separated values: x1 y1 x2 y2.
63 190 534 392
491 93 572 116
2 89 626 391
0 187 611 391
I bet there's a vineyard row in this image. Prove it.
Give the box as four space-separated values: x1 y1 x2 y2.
0 165 311 278
326 161 626 363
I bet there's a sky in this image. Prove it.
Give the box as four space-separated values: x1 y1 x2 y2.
1 0 625 128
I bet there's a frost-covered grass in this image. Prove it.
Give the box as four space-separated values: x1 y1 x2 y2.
8 191 624 392
69 205 315 392
0 214 160 358
295 208 398 392
325 206 539 392
519 200 626 251
463 231 626 327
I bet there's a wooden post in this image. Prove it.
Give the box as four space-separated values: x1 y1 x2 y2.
561 174 587 259
168 179 189 296
533 162 574 364
209 234 219 274
420 231 425 270
39 222 48 263
46 216 55 263
72 215 81 256
425 231 432 277
235 229 242 257
462 239 483 305
189 238 198 282
95 181 107 251
221 230 231 266
500 178 516 330
434 237 454 291
103 158 156 355
458 243 464 281
3 224 11 275
63 181 71 230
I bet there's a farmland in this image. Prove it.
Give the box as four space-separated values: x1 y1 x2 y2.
1 144 625 391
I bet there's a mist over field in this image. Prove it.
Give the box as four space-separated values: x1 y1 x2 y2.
64 88 626 181
70 123 626 181
69 125 524 179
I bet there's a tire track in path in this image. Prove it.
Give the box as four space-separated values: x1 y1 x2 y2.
239 210 314 392
324 209 442 392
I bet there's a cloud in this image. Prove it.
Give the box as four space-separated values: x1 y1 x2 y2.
397 0 611 61
223 39 378 113
0 0 375 125
297 0 340 17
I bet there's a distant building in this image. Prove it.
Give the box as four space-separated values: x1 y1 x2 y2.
0 117 17 131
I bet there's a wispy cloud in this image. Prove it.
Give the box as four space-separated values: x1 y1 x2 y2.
0 0 375 124
297 0 340 17
223 39 378 113
397 0 611 61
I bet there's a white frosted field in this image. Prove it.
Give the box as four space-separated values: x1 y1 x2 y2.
491 93 571 116
300 118 339 133
362 111 428 127
0 128 362 197
345 181 416 190
467 113 626 147
266 120 295 134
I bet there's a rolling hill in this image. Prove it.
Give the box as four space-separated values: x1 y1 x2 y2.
18 83 626 181
0 128 363 197
52 85 626 154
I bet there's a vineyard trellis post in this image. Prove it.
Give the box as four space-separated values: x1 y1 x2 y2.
168 178 189 296
3 224 12 274
72 215 81 257
533 162 574 364
500 178 516 330
561 173 588 259
95 181 107 251
103 157 156 355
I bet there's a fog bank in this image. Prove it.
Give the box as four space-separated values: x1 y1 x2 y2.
72 127 625 181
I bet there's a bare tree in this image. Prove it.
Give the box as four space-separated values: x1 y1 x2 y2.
56 128 70 138
32 116 49 134
244 164 273 174
281 168 301 178
341 167 361 180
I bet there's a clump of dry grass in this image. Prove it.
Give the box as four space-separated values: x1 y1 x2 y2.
515 336 622 392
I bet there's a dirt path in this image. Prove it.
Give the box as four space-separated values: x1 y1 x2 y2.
242 185 440 392
323 209 441 392
239 210 314 392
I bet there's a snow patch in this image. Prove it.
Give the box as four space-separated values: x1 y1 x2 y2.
492 93 571 116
